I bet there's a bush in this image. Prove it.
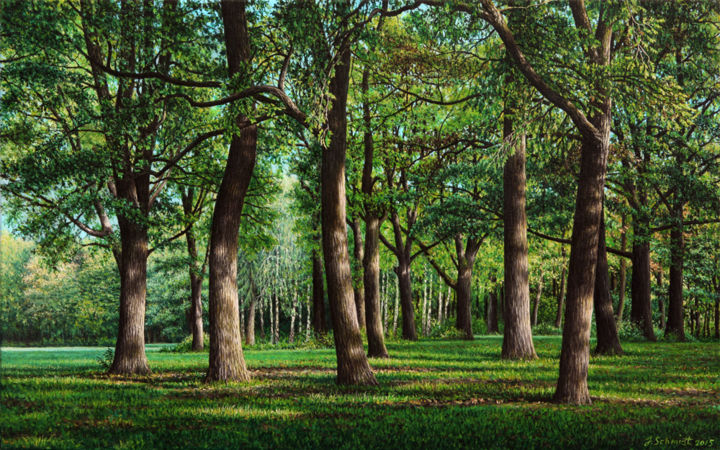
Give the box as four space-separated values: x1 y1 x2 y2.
617 321 645 341
428 321 466 339
168 334 209 352
168 332 335 353
96 348 114 371
533 323 562 336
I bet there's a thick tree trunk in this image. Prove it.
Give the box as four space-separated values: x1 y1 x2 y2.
395 254 418 341
631 238 656 341
554 105 611 405
312 248 326 334
109 215 150 375
593 211 623 355
350 219 366 330
363 215 388 357
205 0 254 382
665 203 685 340
206 123 255 381
555 247 566 328
502 112 536 360
320 43 376 386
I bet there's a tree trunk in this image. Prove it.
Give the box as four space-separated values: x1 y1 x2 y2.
182 190 204 351
395 253 418 340
631 238 656 341
532 273 543 327
205 0 253 382
487 284 499 333
455 264 474 340
363 215 388 357
593 211 623 355
616 215 627 323
189 271 204 351
312 248 326 334
109 215 150 375
502 110 536 360
289 288 298 344
392 275 399 335
657 271 665 330
320 42 376 385
554 104 612 405
246 268 257 346
555 246 566 328
665 202 685 340
714 278 719 339
350 219 366 330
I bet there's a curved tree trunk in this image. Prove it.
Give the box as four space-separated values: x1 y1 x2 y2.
502 109 536 360
321 42 376 386
665 201 685 340
206 0 253 383
109 214 150 375
312 248 326 335
554 103 612 405
593 210 623 355
364 215 389 357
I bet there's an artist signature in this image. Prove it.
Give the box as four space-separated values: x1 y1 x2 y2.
644 437 715 448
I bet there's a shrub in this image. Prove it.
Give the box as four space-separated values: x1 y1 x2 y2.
533 323 562 336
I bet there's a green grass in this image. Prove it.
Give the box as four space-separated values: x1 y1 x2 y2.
2 337 719 449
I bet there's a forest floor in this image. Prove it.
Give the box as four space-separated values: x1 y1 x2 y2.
2 336 719 449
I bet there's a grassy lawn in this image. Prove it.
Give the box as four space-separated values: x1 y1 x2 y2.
2 336 719 449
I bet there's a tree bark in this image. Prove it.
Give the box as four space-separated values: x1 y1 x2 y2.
364 215 389 357
182 190 204 351
630 238 656 341
109 213 150 375
395 252 418 341
554 127 609 404
593 210 623 355
665 201 685 340
320 42 376 385
454 236 478 340
206 0 253 382
312 248 326 334
502 104 536 360
246 267 258 346
616 214 627 323
657 271 665 331
555 246 566 328
532 274 543 327
350 219 366 329
487 283 499 333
